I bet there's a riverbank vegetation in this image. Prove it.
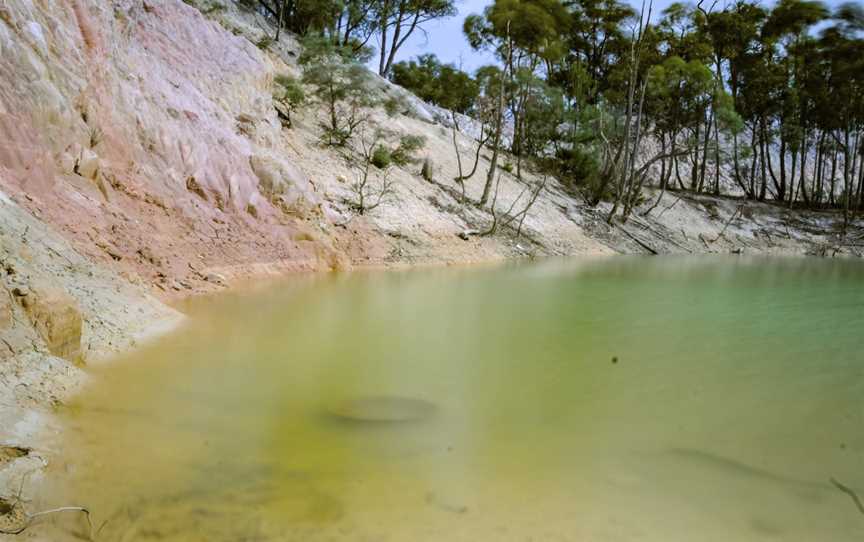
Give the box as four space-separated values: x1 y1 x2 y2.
454 0 864 226
250 0 864 232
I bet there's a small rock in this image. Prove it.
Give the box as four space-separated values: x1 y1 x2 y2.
203 272 225 285
11 285 29 297
137 246 161 266
186 176 208 201
421 158 434 182
75 149 100 180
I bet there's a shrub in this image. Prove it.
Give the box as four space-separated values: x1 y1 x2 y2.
391 135 425 167
555 146 602 195
384 96 404 117
256 35 273 50
273 74 305 128
300 35 377 146
371 145 392 169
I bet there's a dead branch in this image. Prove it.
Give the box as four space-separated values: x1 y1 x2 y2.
830 478 864 516
481 176 546 237
451 112 491 204
711 205 743 243
618 225 658 254
1 504 92 536
348 129 396 215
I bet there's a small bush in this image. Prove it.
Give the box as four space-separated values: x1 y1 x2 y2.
371 145 392 169
554 146 605 197
202 3 225 15
273 74 305 128
384 96 404 117
256 35 273 50
501 162 514 174
391 135 425 167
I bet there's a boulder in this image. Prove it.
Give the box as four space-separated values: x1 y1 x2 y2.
249 155 305 196
19 283 83 363
76 149 100 180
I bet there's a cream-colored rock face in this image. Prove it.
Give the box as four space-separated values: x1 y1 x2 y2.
0 287 11 332
0 0 329 293
19 283 83 364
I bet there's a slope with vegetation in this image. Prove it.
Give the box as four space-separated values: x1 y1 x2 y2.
0 0 862 512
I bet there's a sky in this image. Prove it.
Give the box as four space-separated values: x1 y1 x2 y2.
390 0 849 74
394 0 496 73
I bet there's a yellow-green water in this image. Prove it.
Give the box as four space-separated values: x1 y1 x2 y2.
40 257 864 541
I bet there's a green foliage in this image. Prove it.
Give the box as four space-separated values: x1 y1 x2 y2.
644 56 714 136
368 135 426 169
256 35 273 50
371 145 392 169
554 146 601 191
390 54 480 114
299 35 377 146
273 74 306 128
383 96 405 117
456 0 861 209
516 72 566 157
391 135 426 167
465 0 569 62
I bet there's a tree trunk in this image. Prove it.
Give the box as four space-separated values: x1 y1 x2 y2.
829 146 838 207
758 125 768 201
480 74 506 206
843 129 851 232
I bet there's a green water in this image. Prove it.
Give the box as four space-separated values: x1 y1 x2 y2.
41 257 864 541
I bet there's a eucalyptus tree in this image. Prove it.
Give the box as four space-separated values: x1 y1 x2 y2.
299 36 377 146
642 55 715 199
815 7 864 226
374 0 458 76
465 0 570 183
757 0 828 202
564 0 636 101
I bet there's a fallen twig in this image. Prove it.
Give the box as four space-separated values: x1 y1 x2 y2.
830 477 864 516
655 194 683 219
0 505 93 536
619 226 658 254
711 205 743 243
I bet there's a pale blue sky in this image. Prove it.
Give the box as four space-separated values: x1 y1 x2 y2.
396 0 497 72
392 0 850 74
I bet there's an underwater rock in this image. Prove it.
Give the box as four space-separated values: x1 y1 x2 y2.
328 395 436 423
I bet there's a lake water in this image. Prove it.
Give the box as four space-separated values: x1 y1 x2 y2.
38 257 864 541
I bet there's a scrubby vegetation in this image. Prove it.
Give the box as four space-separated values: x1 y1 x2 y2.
457 0 864 225
389 54 480 114
299 36 377 146
350 130 397 214
248 0 456 76
248 0 863 232
273 74 305 128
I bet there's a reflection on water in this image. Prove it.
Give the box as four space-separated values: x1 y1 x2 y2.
38 257 864 541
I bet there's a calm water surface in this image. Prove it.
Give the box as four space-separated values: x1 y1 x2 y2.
41 257 864 541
